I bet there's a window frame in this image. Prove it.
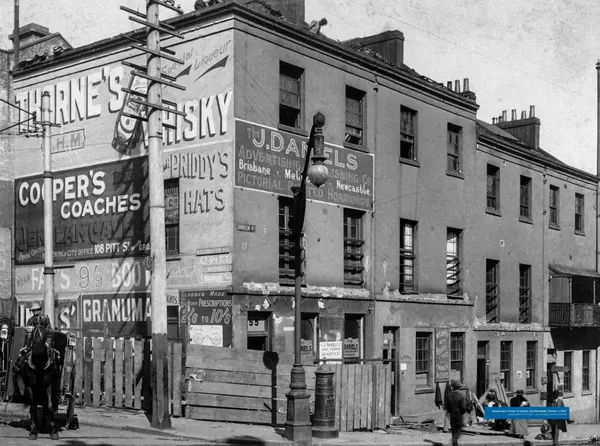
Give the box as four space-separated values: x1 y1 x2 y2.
345 86 366 149
582 350 591 391
343 314 364 360
279 61 304 130
164 178 180 255
486 259 499 323
450 332 465 383
399 219 416 293
344 209 365 287
500 341 512 392
399 106 418 163
519 176 532 222
575 193 585 234
519 264 532 324
415 332 432 389
300 313 318 358
563 351 573 393
446 228 462 298
549 185 560 229
486 164 500 214
446 123 462 175
526 341 537 389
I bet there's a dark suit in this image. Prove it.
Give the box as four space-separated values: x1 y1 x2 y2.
446 389 467 446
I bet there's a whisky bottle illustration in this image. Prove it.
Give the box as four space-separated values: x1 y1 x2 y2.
112 73 148 155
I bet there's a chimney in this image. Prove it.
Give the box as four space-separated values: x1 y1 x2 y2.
459 77 477 101
447 81 453 91
502 110 507 122
454 80 461 93
343 30 405 67
9 23 50 47
495 105 541 149
261 0 305 26
511 109 517 120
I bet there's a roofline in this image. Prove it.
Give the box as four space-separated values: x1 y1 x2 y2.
477 124 597 183
11 0 478 114
5 32 72 54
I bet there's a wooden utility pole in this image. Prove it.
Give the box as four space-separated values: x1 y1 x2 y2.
41 91 55 324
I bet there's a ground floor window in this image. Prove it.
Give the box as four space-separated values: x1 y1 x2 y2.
563 351 573 393
500 341 512 391
415 332 432 388
247 312 271 351
343 315 364 359
301 314 318 357
450 332 464 382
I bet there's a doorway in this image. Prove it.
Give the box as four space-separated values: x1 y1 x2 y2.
476 341 489 397
383 326 399 415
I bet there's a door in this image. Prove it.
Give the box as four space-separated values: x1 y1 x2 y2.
476 341 489 397
383 327 399 415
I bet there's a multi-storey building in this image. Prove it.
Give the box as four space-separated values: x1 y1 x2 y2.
3 0 599 423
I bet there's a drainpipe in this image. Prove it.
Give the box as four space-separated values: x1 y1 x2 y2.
370 76 379 359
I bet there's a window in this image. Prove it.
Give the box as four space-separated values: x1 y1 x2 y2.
500 341 512 391
450 333 464 382
563 351 572 393
344 315 364 359
279 62 303 128
526 341 537 389
345 86 365 146
575 193 584 233
400 220 416 293
487 164 500 212
344 209 365 286
519 264 532 323
301 314 318 357
400 107 417 161
165 179 179 254
549 185 560 228
447 124 462 173
247 312 271 351
520 176 532 221
446 228 462 297
278 197 297 285
486 259 499 323
415 332 432 388
582 350 591 391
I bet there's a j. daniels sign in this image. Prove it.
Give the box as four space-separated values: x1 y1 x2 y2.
235 120 374 211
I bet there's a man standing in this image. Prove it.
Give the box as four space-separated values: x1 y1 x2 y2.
446 380 467 446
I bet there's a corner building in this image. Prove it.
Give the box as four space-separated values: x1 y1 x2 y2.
7 0 599 424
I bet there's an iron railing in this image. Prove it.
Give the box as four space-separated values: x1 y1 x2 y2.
549 303 600 327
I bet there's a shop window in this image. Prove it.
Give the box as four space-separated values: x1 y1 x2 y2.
247 312 271 351
343 314 363 360
165 179 179 255
344 209 365 286
563 351 572 393
415 332 432 388
450 332 464 382
301 314 318 357
500 341 512 391
526 341 537 389
582 350 590 391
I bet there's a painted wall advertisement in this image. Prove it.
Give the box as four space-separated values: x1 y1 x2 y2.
15 158 149 265
16 295 78 330
235 120 374 211
180 290 232 347
434 328 450 383
81 293 151 336
0 227 11 298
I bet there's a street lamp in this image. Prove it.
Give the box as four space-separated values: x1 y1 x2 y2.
285 112 328 445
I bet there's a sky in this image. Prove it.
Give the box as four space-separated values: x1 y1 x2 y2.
1 0 598 174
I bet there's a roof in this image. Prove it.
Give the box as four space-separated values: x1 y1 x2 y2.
549 264 600 279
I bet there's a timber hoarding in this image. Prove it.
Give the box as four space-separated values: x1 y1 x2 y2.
234 120 374 211
12 27 235 295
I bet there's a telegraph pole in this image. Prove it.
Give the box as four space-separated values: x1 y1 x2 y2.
121 0 185 429
41 91 55 324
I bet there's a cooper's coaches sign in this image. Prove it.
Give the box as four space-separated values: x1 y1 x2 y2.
235 120 373 211
15 158 149 265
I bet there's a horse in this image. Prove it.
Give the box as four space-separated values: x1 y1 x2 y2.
16 324 61 441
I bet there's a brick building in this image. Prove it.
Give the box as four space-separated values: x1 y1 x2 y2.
3 0 599 423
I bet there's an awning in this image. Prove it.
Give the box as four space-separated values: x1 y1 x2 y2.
549 263 600 279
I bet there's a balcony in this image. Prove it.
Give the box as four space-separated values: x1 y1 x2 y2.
549 303 600 327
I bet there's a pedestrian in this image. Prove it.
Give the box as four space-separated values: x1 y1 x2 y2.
446 379 467 446
509 389 529 438
549 390 567 445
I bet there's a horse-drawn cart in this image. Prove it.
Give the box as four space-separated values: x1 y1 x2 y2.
10 326 78 431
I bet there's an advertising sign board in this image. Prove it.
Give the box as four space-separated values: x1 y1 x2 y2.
81 293 151 336
180 290 232 347
15 158 149 265
235 120 374 211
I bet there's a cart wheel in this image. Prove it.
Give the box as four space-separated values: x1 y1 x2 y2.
65 394 77 430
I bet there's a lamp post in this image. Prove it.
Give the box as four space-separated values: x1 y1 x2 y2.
285 112 329 445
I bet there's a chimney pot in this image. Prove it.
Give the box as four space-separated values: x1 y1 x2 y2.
511 109 517 120
463 78 469 92
502 110 507 122
521 110 527 119
529 105 535 118
447 81 453 91
454 80 461 93
492 117 496 124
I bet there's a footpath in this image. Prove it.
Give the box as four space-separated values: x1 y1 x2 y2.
0 402 599 446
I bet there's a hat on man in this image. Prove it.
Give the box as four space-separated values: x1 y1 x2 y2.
516 389 525 395
451 379 462 390
30 303 42 311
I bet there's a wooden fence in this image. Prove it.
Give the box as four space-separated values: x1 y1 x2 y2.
185 345 392 431
66 336 184 415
